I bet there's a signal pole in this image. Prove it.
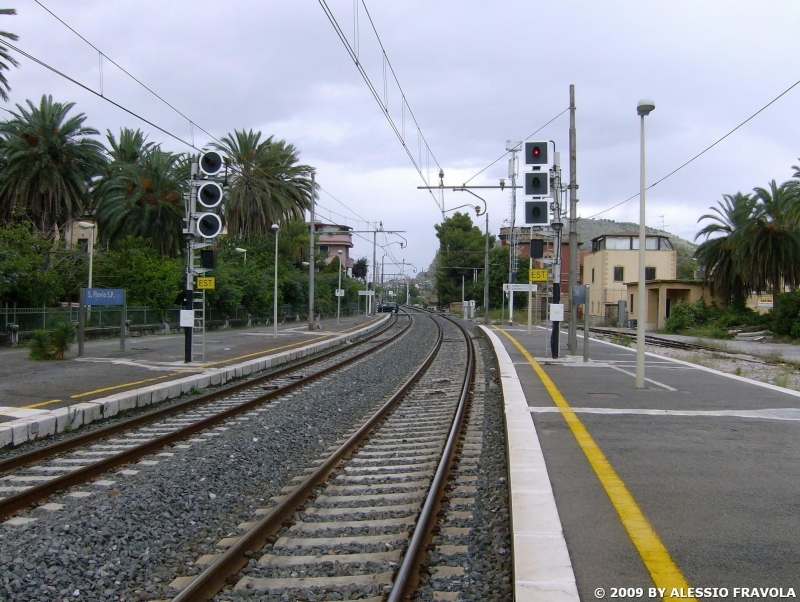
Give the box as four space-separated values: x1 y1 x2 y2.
308 171 316 331
568 84 579 355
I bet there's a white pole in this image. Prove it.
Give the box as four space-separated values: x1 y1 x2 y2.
88 226 94 290
337 250 343 324
272 223 279 337
636 99 655 388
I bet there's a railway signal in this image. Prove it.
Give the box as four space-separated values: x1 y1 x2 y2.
524 141 548 165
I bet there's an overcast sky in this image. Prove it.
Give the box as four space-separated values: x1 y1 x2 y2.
5 1 800 278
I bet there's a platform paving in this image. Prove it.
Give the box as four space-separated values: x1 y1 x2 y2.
0 315 388 449
483 323 800 602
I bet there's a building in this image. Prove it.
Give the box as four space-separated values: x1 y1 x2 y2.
582 232 677 326
314 222 354 275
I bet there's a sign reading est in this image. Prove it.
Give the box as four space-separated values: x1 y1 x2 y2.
197 277 215 290
529 268 548 281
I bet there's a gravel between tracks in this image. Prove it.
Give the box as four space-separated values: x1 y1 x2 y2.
0 316 436 601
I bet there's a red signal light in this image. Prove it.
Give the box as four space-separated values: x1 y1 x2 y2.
533 146 540 157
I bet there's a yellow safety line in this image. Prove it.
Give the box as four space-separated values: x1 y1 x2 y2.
199 336 331 368
22 399 62 409
496 328 696 601
69 372 184 399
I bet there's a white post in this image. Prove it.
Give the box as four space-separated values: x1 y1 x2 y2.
635 99 655 389
272 223 280 337
337 249 343 324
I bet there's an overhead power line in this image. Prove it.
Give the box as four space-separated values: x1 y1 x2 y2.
317 0 443 213
586 78 800 220
463 108 570 185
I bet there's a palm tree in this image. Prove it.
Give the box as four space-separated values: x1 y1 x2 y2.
94 147 187 256
739 180 800 293
694 192 755 308
0 8 18 102
210 129 313 239
0 95 107 235
92 127 154 210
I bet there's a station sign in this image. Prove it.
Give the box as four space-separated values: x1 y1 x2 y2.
529 268 548 282
503 283 539 292
358 290 375 296
85 288 124 306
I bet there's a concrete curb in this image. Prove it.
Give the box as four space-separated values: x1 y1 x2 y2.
0 317 388 451
479 326 580 602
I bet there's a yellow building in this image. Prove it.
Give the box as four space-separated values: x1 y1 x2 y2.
582 233 677 326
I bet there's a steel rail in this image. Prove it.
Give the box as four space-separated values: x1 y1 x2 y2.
171 313 445 602
0 314 410 519
0 315 398 475
387 314 475 601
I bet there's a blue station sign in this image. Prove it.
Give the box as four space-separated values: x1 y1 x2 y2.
85 288 124 306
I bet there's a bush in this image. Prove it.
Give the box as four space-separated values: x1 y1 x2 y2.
28 329 52 360
664 299 711 333
50 322 76 359
771 291 800 337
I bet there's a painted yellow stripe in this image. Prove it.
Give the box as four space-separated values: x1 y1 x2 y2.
22 399 62 409
496 328 696 602
69 372 184 399
200 335 331 368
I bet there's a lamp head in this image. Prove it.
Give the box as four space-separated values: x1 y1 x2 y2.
271 223 279 233
235 247 246 253
637 99 655 116
499 178 505 190
338 249 343 255
78 221 94 229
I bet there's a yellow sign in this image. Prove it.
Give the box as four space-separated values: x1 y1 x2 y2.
757 294 773 308
197 277 215 290
529 268 548 282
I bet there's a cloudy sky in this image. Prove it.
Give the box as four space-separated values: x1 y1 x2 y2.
4 1 799 278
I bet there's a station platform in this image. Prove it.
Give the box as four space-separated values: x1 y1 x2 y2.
0 315 389 449
482 324 800 602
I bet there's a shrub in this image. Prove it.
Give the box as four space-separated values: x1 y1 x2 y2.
50 322 76 359
772 291 800 337
665 299 711 333
28 329 52 360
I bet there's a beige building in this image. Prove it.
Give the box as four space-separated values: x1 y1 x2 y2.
627 280 726 330
583 233 677 324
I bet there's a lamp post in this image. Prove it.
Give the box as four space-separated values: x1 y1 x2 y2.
78 222 96 290
452 190 490 326
336 249 343 324
271 223 280 337
235 247 247 265
636 99 655 389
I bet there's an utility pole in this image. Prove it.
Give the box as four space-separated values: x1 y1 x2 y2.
507 141 521 325
551 156 563 359
568 84 579 354
308 171 316 331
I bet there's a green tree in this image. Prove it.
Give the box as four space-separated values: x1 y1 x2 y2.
92 127 154 209
210 130 314 238
352 257 368 280
0 95 107 234
0 8 18 102
92 237 183 320
0 223 64 306
94 147 187 256
434 212 492 305
694 192 755 309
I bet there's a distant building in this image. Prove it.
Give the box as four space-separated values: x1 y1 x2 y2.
314 222 354 274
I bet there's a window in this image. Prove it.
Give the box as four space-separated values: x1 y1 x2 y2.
630 294 634 313
319 245 329 255
613 266 624 282
591 268 595 283
606 237 632 250
645 266 656 280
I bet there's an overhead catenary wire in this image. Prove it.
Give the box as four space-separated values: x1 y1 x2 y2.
586 78 800 220
463 107 570 185
317 0 443 212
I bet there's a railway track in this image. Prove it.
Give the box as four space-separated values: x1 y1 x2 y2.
0 313 406 517
169 311 475 601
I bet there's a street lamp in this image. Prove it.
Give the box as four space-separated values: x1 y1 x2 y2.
78 222 96 290
271 223 280 337
636 98 655 389
235 247 247 265
450 191 490 326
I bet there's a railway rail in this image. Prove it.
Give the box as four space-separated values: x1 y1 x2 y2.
0 313 406 518
170 311 475 601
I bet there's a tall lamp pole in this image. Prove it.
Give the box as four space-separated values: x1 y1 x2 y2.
636 99 655 389
78 222 96 290
336 249 343 324
272 223 280 337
